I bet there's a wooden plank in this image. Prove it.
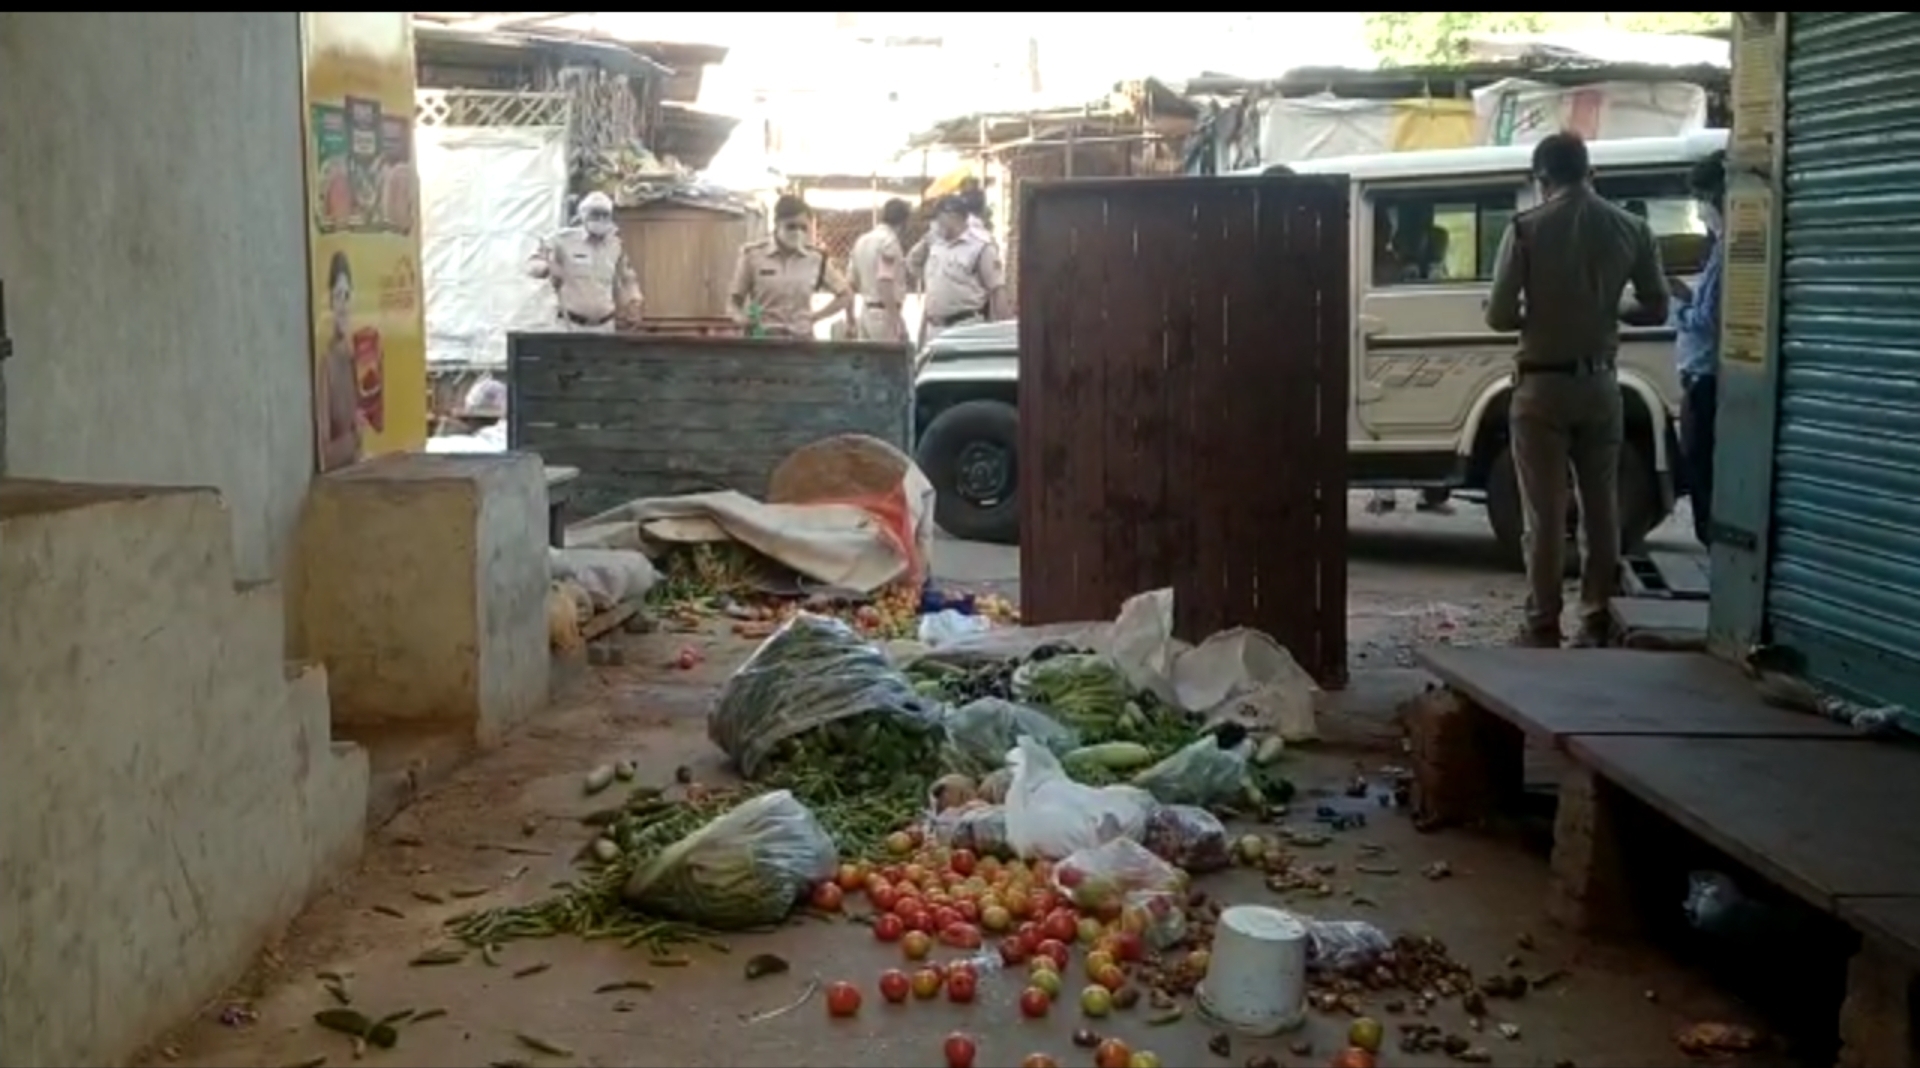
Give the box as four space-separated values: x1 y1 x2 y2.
1569 735 1920 907
1650 549 1712 600
1417 647 1858 739
1837 896 1920 968
1610 597 1709 650
580 601 640 643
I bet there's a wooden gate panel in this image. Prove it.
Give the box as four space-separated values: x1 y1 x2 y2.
1017 177 1350 684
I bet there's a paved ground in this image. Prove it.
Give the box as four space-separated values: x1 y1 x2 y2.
136 500 1745 1068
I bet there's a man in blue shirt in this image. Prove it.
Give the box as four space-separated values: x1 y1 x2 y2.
1671 151 1726 548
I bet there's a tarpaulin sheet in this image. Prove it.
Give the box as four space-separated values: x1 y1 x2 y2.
417 125 567 369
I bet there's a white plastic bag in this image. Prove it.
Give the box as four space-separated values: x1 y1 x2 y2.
548 547 659 610
1004 735 1151 859
1052 837 1185 912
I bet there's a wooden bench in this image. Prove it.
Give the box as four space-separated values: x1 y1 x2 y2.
1413 647 1918 1066
544 465 579 549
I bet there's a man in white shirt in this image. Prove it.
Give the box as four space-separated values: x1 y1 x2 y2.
909 195 1006 343
527 191 643 332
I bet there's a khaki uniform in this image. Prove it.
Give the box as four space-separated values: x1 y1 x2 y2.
847 224 908 343
528 227 641 332
731 239 851 338
1486 186 1668 639
913 228 1004 341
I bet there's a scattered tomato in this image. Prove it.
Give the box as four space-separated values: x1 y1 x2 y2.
1328 1048 1378 1068
1080 984 1114 1018
1092 1037 1132 1068
674 646 699 670
1019 986 1052 1018
949 849 978 877
954 899 981 923
1093 963 1127 992
946 969 978 1004
870 884 900 912
1085 950 1116 976
1348 1017 1385 1054
998 936 1030 966
1127 1052 1162 1068
1111 931 1145 963
1029 889 1059 916
1021 1056 1060 1068
1029 966 1063 999
825 980 862 1018
940 922 983 950
873 913 906 943
1077 917 1105 944
810 882 845 912
836 862 867 891
1005 887 1033 918
1056 864 1085 888
1036 938 1071 970
943 1031 978 1068
1016 922 1044 952
902 930 933 961
878 969 912 1004
981 904 1012 932
886 831 915 856
1043 910 1079 944
911 967 943 999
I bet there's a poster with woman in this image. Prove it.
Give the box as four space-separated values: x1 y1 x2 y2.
301 12 427 471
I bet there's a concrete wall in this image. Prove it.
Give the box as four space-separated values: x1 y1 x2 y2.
0 12 315 582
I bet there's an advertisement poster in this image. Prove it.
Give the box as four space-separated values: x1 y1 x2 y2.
301 12 427 472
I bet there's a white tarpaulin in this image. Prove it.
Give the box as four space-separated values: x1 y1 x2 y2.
1473 79 1709 148
417 125 568 369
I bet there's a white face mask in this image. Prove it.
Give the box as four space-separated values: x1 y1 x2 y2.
775 223 807 250
585 216 614 239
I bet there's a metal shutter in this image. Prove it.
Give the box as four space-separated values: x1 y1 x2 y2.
1767 12 1920 708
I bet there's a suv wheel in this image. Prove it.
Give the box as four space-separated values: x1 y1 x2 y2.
1485 438 1657 572
916 399 1020 544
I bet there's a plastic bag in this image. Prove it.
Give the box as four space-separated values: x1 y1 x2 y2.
918 608 993 647
1011 653 1133 728
1141 804 1232 873
1053 838 1185 913
623 790 838 929
1302 917 1392 973
710 613 946 778
1005 736 1153 859
1132 735 1253 807
930 802 1015 858
1122 890 1189 950
549 547 658 610
942 697 1080 776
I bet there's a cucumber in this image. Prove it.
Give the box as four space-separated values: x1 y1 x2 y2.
1063 741 1156 771
583 764 618 796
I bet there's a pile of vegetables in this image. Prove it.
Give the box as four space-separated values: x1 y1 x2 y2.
449 614 1292 953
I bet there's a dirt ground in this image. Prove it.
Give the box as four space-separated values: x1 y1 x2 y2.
139 502 1773 1068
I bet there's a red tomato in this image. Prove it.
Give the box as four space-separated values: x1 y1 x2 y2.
1042 910 1079 944
1329 1049 1378 1068
1111 931 1145 963
933 906 962 931
1029 889 1059 916
878 969 912 1004
1021 1056 1059 1068
1036 938 1070 970
871 885 900 912
954 899 981 923
1092 1037 1131 1068
873 914 906 943
810 882 845 912
946 969 978 1003
1017 922 1044 952
1018 986 1051 1018
944 1032 978 1068
1055 864 1085 888
998 935 1030 966
939 922 983 950
949 849 978 876
825 980 862 1017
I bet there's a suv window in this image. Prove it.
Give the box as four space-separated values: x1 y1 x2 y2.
1367 189 1517 287
1594 171 1712 275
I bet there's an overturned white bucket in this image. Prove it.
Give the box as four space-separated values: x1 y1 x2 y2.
1195 905 1308 1034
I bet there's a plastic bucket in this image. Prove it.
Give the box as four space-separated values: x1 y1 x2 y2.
1194 905 1308 1034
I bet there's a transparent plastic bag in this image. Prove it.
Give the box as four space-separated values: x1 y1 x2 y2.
1122 889 1188 950
1011 653 1132 729
1052 837 1185 914
1141 804 1232 873
622 790 838 929
930 802 1015 858
1301 917 1392 973
942 697 1080 777
1131 734 1254 807
1004 735 1152 859
709 613 946 778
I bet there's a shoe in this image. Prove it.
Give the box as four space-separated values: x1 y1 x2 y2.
1570 617 1615 649
1513 627 1562 649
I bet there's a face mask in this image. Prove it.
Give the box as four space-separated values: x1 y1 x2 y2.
585 217 614 239
775 223 807 250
